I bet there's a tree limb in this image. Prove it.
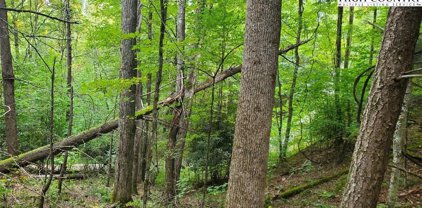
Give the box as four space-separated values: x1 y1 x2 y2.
0 7 79 24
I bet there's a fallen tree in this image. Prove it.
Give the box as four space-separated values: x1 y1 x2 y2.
0 66 240 173
0 41 308 173
272 169 348 200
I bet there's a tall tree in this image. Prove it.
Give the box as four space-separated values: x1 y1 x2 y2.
344 7 354 70
387 83 412 208
333 7 344 147
282 0 303 160
340 7 422 208
58 0 73 194
0 0 19 155
112 0 138 204
174 0 204 182
165 0 185 205
132 1 143 194
145 0 168 206
225 0 281 207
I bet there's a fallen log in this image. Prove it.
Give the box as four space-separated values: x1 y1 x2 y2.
0 42 308 174
0 66 241 173
29 173 86 180
272 169 348 200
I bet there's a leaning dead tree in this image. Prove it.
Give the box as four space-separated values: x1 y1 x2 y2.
0 41 306 174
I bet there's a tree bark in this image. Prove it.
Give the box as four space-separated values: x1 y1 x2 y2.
387 83 411 208
0 0 19 156
225 0 281 207
112 0 138 204
58 0 73 194
340 7 422 208
282 0 303 160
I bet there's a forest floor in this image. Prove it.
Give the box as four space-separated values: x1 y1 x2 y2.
2 139 421 208
2 98 422 207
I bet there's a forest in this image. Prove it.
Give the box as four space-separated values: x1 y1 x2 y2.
0 0 421 207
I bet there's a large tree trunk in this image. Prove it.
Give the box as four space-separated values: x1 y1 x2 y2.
281 0 303 160
165 0 185 205
112 0 138 204
225 0 281 207
57 0 73 195
387 83 411 208
340 7 422 208
0 0 19 156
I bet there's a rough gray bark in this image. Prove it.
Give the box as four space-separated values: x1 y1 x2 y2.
340 7 422 208
225 0 281 207
58 0 73 194
112 0 138 204
387 83 411 208
0 0 19 156
282 0 303 160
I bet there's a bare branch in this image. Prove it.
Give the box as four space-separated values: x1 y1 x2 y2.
0 7 79 24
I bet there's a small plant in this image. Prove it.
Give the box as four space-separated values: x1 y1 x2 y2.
319 190 336 199
207 183 228 195
126 198 143 207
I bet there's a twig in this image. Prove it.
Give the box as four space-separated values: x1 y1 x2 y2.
365 20 384 32
1 105 11 117
0 7 79 24
389 164 422 180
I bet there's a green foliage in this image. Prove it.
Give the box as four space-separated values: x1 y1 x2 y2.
207 182 228 195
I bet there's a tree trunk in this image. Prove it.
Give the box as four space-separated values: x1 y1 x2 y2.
140 4 153 189
225 0 281 207
165 0 185 205
282 0 303 160
112 0 138 204
140 73 152 183
145 0 168 206
387 83 411 208
344 7 354 70
333 7 344 147
174 0 204 182
0 0 19 156
132 2 143 194
10 0 19 59
38 61 55 208
340 7 422 208
58 0 73 194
